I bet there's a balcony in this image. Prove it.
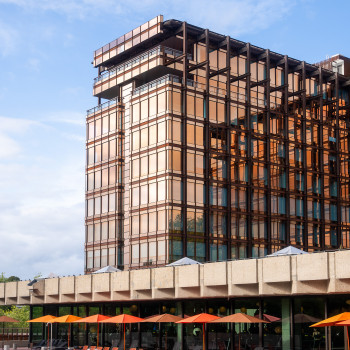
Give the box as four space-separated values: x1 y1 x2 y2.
87 97 121 117
93 45 189 99
93 15 163 67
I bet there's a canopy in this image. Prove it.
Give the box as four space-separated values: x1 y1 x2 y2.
73 314 110 323
176 313 219 324
310 312 350 327
27 315 57 323
263 314 281 322
166 257 202 266
268 246 308 256
337 319 350 326
100 314 144 324
143 314 183 323
293 313 321 324
48 315 81 323
0 316 19 323
210 313 267 324
92 266 121 274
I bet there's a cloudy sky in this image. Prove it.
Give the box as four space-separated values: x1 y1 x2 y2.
0 0 349 280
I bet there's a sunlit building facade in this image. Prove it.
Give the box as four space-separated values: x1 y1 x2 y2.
85 16 350 272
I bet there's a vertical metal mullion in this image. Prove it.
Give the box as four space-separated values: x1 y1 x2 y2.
335 73 341 247
246 43 252 256
266 50 272 253
226 36 232 259
284 56 290 245
301 62 309 249
182 22 188 257
319 68 325 250
205 29 210 261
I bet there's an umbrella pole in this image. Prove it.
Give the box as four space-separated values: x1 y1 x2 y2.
165 330 167 350
47 323 49 348
347 326 349 350
123 323 125 350
238 323 241 350
97 323 99 347
203 323 205 350
68 324 70 348
50 323 53 350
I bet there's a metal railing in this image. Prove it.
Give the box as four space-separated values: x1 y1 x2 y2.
0 328 29 341
87 97 120 116
94 46 189 85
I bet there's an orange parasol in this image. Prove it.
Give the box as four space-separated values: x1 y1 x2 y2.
310 312 350 350
176 313 220 350
100 314 144 350
310 312 350 328
210 313 268 350
73 314 110 347
28 315 57 349
143 314 183 350
48 315 81 348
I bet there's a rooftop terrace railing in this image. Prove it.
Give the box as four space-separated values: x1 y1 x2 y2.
87 97 120 116
94 46 190 85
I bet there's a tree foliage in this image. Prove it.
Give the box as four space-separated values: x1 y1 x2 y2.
0 273 29 328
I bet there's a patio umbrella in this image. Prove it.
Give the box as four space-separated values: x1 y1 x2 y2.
263 314 281 322
100 314 144 350
0 316 19 343
293 313 321 324
210 313 268 350
310 312 350 328
176 313 220 350
48 315 81 348
73 314 110 347
27 315 57 349
143 314 183 350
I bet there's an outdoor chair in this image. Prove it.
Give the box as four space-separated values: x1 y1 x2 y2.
103 347 110 350
90 346 96 350
97 347 103 350
111 347 118 350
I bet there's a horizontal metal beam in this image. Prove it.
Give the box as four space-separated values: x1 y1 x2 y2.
270 84 287 93
230 72 250 83
288 89 306 97
250 78 269 89
209 66 229 78
188 60 208 72
163 53 186 66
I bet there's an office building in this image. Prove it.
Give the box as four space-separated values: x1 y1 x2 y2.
85 16 350 272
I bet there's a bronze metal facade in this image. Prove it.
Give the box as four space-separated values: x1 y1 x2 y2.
85 16 350 272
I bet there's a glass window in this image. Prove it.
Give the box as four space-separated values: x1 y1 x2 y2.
157 121 166 143
132 187 139 206
158 151 166 171
140 184 148 205
140 213 148 234
149 124 157 146
158 180 166 201
149 212 156 232
149 183 157 203
149 153 157 175
173 120 181 142
140 128 148 148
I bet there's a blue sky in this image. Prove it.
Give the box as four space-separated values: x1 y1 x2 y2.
0 0 349 280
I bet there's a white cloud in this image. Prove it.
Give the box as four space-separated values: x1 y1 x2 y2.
0 114 85 280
